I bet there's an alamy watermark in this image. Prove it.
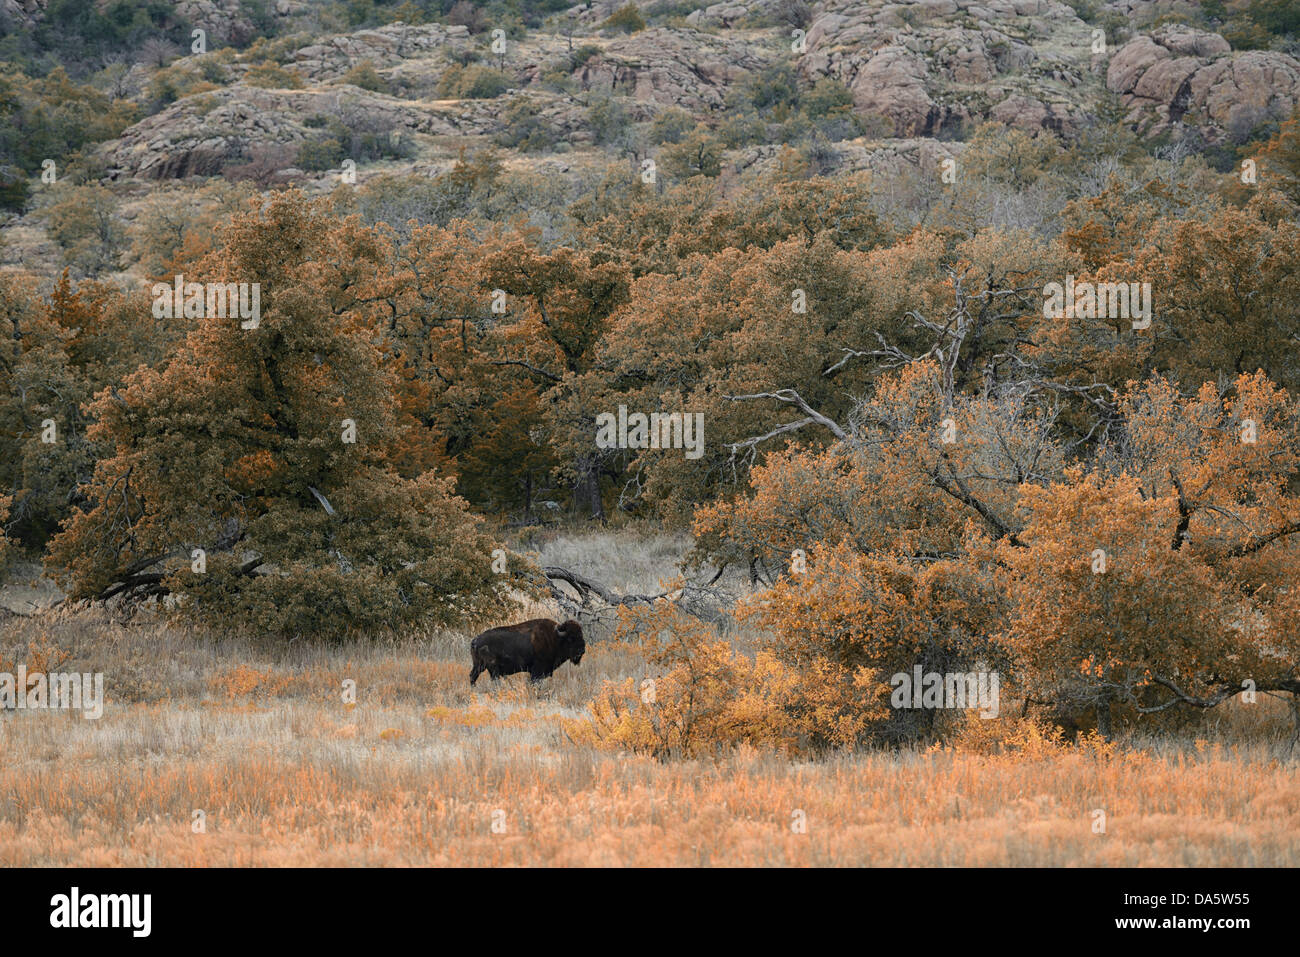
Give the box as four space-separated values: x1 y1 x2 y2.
1043 275 1151 329
49 887 150 937
0 666 104 719
152 274 261 328
595 405 704 460
890 666 1000 718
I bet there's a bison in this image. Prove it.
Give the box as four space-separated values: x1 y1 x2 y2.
469 618 585 685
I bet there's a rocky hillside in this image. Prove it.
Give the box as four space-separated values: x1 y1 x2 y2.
3 0 1299 274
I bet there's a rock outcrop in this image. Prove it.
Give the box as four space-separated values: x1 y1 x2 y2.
288 23 475 83
685 0 788 28
175 0 260 47
801 0 1099 137
1107 25 1300 141
0 0 47 29
95 83 508 180
560 27 769 110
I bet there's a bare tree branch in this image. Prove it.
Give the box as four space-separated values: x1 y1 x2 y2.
1221 520 1300 558
490 359 562 382
722 389 847 452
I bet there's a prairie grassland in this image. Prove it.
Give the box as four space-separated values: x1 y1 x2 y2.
1 529 1297 867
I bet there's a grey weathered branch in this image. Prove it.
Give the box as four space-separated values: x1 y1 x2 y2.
1145 676 1249 711
490 359 562 382
540 564 729 623
308 486 336 516
722 389 847 456
95 553 265 602
931 454 1024 546
542 565 675 607
1223 520 1300 558
823 334 929 377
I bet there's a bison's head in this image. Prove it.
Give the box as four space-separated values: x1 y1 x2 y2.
557 619 585 665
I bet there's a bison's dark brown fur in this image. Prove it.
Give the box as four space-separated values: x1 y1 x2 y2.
469 618 585 685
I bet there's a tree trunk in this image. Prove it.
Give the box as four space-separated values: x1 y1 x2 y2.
586 468 604 522
1096 697 1112 739
573 457 604 522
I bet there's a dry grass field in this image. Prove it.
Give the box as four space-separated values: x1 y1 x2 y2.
1 529 1298 867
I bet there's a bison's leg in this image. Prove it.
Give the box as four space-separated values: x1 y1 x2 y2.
469 662 483 685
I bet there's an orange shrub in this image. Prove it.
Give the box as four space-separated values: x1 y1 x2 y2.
572 605 797 758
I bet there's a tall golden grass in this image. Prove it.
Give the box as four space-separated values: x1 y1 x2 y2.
1 529 1297 866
